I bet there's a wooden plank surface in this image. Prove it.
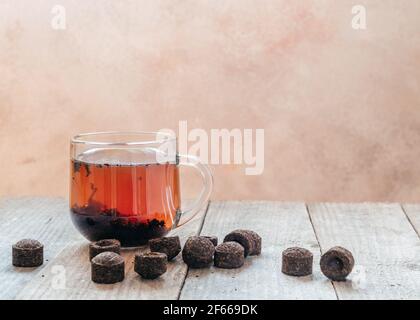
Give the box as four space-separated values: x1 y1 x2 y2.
308 203 420 300
180 201 337 300
15 201 208 300
401 204 420 237
1 198 419 300
0 197 81 299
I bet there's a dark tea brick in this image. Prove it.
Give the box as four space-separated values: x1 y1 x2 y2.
91 252 125 284
200 236 218 247
320 246 355 281
149 236 181 261
245 230 262 256
282 247 313 277
89 239 121 260
224 230 261 257
12 239 44 267
214 242 245 269
182 236 215 268
135 252 167 279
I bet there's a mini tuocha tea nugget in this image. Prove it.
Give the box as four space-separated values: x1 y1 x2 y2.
89 239 121 260
214 242 245 269
135 252 167 279
182 236 215 268
245 230 262 256
200 236 218 247
320 246 355 281
91 252 125 284
149 236 181 261
12 239 44 267
224 229 261 256
282 247 313 276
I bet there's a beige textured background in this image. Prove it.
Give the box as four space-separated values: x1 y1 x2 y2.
1 0 420 201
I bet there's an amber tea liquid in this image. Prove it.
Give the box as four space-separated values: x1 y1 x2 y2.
70 153 181 246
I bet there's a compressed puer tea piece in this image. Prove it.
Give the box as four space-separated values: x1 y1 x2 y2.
200 236 218 247
320 246 355 281
182 236 215 268
89 239 121 260
282 247 313 276
149 236 181 261
12 239 44 267
245 230 262 255
135 252 167 279
224 229 261 256
223 230 253 257
91 252 125 284
214 242 245 269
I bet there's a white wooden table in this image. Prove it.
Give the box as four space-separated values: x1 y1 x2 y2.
0 198 419 300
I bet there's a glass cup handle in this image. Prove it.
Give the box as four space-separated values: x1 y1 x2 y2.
176 154 213 227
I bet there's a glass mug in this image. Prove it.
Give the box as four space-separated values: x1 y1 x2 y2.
70 131 213 247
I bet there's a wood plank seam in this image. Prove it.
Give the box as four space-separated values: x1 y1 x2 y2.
400 204 420 239
176 200 212 300
305 203 339 300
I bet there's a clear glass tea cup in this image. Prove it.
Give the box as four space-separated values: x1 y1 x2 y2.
70 131 212 247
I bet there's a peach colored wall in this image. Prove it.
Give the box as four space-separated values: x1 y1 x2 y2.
1 0 420 202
